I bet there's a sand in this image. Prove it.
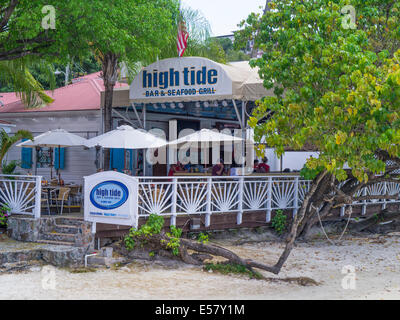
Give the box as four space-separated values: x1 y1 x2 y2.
1 234 400 300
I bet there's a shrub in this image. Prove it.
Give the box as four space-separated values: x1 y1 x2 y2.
0 205 10 227
271 210 287 235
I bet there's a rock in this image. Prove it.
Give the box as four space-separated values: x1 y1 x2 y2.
101 247 113 258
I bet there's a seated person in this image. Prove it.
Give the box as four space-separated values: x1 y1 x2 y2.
212 159 225 176
253 159 260 173
257 157 270 173
168 161 186 176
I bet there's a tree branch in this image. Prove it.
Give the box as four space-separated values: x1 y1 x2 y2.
0 0 18 32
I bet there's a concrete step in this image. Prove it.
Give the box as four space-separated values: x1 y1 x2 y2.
53 224 80 234
40 232 76 243
54 217 84 227
36 239 75 246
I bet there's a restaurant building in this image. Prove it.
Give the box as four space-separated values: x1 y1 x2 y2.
1 57 317 182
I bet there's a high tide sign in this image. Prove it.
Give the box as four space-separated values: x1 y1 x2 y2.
84 171 138 227
129 57 233 103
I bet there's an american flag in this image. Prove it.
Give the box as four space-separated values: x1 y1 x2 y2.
177 18 188 57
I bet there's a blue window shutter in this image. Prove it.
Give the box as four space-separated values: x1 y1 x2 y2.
129 150 133 171
54 147 65 170
110 148 124 172
21 139 32 169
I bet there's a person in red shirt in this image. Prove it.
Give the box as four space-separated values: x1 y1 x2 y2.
257 157 270 173
168 161 185 176
212 159 225 176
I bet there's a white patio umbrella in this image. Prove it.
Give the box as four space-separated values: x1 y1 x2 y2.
16 129 88 180
167 129 244 170
85 125 167 149
167 128 243 146
85 125 167 174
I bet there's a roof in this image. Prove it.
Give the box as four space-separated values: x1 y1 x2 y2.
0 72 128 114
124 57 273 105
0 119 14 126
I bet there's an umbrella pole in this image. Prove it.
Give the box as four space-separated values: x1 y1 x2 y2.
58 145 61 183
143 149 145 177
35 147 38 176
50 148 53 180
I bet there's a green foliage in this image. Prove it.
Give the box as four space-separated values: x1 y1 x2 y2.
124 214 164 250
238 0 400 183
226 49 250 62
0 1 179 107
0 60 55 107
271 210 287 235
165 225 182 256
204 262 263 279
0 129 33 173
213 37 250 62
25 56 102 90
197 232 209 244
124 214 183 256
1 160 19 175
300 164 324 180
0 205 10 227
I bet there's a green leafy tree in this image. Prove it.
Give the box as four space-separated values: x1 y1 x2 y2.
84 0 179 169
236 0 400 274
0 1 111 106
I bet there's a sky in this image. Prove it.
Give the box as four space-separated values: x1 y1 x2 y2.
181 0 266 36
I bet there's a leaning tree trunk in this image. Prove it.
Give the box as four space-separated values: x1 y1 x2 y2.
272 171 328 273
101 52 120 170
118 171 329 276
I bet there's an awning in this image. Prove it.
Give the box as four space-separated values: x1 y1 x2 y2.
104 57 273 107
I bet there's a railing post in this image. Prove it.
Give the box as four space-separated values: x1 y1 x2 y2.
205 177 212 227
362 187 367 215
293 177 299 218
237 177 244 225
170 177 178 226
34 175 42 219
266 177 272 223
340 206 346 217
382 181 387 210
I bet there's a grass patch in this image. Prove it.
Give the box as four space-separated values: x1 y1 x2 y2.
69 267 97 273
203 262 263 280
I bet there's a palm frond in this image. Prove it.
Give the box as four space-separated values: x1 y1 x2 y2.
0 129 33 167
0 59 54 108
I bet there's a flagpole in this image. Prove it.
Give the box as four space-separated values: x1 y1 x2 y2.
178 0 182 58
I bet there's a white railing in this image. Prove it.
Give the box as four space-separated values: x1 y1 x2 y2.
136 176 400 226
136 175 312 226
347 181 400 216
0 174 42 219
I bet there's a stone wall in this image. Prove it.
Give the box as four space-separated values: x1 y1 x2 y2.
7 216 94 250
7 216 42 242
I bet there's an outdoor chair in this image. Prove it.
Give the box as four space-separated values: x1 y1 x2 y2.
69 185 83 207
49 187 71 215
41 190 51 215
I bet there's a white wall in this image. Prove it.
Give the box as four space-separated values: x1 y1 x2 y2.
255 148 319 172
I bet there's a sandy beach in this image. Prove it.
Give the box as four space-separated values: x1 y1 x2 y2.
1 233 400 300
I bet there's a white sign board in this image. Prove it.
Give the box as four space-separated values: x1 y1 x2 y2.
84 171 138 227
129 57 233 103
